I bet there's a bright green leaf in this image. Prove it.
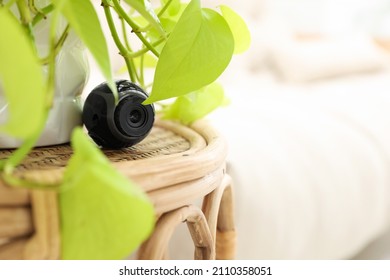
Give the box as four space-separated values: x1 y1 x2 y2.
60 128 154 260
145 0 234 103
0 9 45 138
220 5 251 54
123 0 165 36
163 82 225 124
51 0 116 96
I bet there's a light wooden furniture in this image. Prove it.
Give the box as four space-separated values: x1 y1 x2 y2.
0 119 235 260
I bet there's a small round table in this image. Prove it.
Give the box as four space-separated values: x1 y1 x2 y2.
0 120 235 260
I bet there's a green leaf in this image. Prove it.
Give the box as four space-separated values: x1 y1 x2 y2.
51 0 117 96
123 0 165 36
60 128 154 260
220 5 251 54
163 82 225 124
145 0 234 103
0 9 46 138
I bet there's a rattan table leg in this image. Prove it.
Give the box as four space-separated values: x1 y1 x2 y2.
202 175 236 260
138 205 215 260
0 207 33 239
0 238 28 259
24 190 60 260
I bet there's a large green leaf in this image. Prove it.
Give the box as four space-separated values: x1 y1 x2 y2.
123 0 165 36
145 0 234 103
51 0 116 96
60 128 154 260
0 9 45 138
220 5 251 54
163 82 225 124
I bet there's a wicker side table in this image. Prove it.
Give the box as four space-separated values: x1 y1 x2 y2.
0 120 235 260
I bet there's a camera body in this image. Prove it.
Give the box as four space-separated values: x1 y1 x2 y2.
82 80 155 149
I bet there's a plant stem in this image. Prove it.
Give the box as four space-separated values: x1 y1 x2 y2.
111 0 160 57
40 24 70 65
55 24 70 49
139 54 145 86
120 16 131 50
120 17 139 83
102 0 136 82
1 114 47 173
1 132 60 189
16 0 32 25
32 4 54 26
127 37 166 58
102 1 130 57
1 172 59 190
45 4 62 108
28 0 45 18
158 0 174 17
16 0 36 50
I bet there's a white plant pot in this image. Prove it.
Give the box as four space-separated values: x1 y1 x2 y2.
0 5 89 148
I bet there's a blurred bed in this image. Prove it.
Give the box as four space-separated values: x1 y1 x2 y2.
201 0 390 259
209 58 390 260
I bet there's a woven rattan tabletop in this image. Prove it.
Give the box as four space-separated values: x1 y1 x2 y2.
0 119 227 192
0 123 190 172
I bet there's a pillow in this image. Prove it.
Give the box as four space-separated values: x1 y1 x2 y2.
266 35 387 82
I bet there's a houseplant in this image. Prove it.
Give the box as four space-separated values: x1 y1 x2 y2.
0 0 250 259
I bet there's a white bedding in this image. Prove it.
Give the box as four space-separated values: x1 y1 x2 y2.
203 66 390 259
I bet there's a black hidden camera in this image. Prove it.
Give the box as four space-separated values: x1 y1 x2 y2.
82 80 155 149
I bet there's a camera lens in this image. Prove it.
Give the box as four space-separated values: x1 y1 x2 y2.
114 95 154 138
129 109 141 124
127 106 145 128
